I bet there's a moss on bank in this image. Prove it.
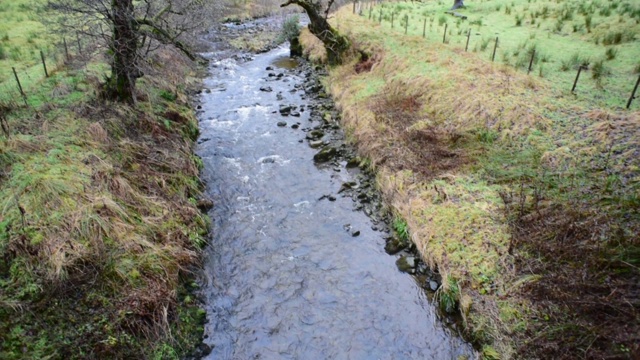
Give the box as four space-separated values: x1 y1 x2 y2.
301 5 639 359
0 45 209 358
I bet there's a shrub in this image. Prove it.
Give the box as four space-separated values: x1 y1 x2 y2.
585 14 592 33
0 45 6 60
591 59 610 86
276 15 301 44
515 14 523 26
605 47 618 60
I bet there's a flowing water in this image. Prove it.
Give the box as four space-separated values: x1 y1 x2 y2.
196 44 474 359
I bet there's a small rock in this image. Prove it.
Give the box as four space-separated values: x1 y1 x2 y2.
346 157 360 168
309 140 323 149
338 181 357 193
313 146 338 163
196 198 214 211
351 230 361 237
291 124 299 129
290 111 301 117
396 256 417 274
385 238 407 255
259 86 273 92
429 280 439 291
277 121 287 127
268 72 276 77
204 88 212 94
306 129 324 140
266 66 274 71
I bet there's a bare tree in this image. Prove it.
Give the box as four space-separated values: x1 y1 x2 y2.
280 0 350 65
48 0 204 103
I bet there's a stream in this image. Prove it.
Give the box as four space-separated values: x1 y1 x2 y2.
195 38 474 359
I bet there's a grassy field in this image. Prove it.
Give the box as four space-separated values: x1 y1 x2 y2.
301 1 639 358
0 2 210 359
363 0 640 109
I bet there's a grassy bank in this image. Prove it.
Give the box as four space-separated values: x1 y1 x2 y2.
0 3 209 358
301 2 639 358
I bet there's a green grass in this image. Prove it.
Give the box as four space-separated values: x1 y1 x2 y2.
371 0 640 109
0 33 208 360
0 0 68 103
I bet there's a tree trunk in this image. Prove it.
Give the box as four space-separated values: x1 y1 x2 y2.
281 0 350 65
106 0 140 103
451 0 465 10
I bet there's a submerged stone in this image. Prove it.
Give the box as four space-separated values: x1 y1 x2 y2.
313 146 338 163
396 256 417 274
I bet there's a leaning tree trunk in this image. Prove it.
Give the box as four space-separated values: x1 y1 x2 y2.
106 0 141 103
281 0 349 65
451 0 465 10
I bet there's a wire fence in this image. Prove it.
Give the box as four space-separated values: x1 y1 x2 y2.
352 1 640 109
0 32 88 106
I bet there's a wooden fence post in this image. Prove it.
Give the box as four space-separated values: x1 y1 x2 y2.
423 18 427 37
491 36 498 62
391 12 394 28
443 23 448 43
626 74 640 109
527 49 536 75
571 66 584 93
76 32 82 54
63 37 69 60
40 50 49 78
404 15 409 34
465 29 471 51
12 67 28 106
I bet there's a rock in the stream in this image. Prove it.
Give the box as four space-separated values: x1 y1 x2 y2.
396 256 417 274
429 280 439 291
277 121 287 127
309 140 324 149
260 86 272 92
196 197 214 211
279 104 295 116
351 230 361 237
306 129 324 140
313 146 339 163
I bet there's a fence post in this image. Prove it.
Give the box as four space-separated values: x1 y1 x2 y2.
76 32 82 54
423 18 427 37
465 29 471 51
40 50 49 78
12 67 28 106
571 66 584 93
63 37 69 60
527 49 536 75
626 74 640 109
391 12 394 28
353 0 356 14
443 23 448 43
379 8 382 23
491 36 498 62
369 6 373 19
404 15 408 34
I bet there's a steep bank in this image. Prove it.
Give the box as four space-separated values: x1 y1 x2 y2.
300 6 639 359
0 46 209 358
